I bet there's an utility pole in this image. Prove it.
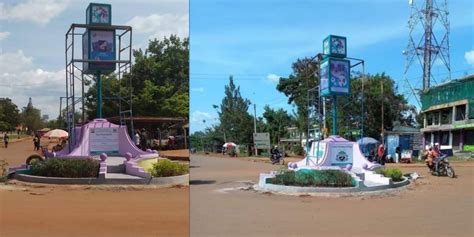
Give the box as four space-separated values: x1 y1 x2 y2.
253 103 258 156
381 78 384 145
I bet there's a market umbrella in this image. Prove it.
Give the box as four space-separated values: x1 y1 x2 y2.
357 137 379 145
43 129 69 138
222 142 236 148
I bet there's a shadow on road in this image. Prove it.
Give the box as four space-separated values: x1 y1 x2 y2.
190 179 216 185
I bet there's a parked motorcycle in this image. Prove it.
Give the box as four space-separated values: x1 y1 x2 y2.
429 155 455 178
270 150 284 165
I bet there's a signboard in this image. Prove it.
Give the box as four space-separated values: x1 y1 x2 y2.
83 30 116 74
329 144 353 166
89 128 119 155
323 35 347 58
320 57 350 96
86 3 112 25
253 133 271 149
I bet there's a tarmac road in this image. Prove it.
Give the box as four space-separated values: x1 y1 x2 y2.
190 154 474 237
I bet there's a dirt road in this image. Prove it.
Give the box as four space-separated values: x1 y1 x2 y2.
190 154 474 237
0 140 189 237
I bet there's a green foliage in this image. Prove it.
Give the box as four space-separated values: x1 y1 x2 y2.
21 98 44 133
147 159 189 177
271 169 354 187
215 77 254 145
291 145 304 156
0 98 20 131
85 35 189 119
262 106 293 144
0 160 8 182
30 158 100 178
277 58 319 139
376 167 403 182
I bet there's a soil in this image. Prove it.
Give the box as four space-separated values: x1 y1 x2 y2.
0 140 189 237
190 153 474 237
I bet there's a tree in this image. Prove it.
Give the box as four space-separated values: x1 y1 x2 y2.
276 58 319 140
333 73 418 140
216 76 253 145
262 105 293 144
85 35 189 119
21 98 44 133
0 98 20 131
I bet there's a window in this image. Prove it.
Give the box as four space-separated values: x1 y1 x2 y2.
433 111 440 125
440 131 449 145
427 113 433 126
440 108 452 125
455 104 466 121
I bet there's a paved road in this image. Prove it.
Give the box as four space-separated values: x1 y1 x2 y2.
190 154 474 237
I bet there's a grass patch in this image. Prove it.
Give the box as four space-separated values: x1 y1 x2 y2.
269 169 355 187
376 167 403 182
147 159 189 177
30 158 99 178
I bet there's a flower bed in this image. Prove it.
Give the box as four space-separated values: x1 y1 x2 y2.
30 158 100 178
268 169 355 187
376 167 403 182
146 159 189 177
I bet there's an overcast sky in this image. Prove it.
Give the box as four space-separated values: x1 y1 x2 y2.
0 0 188 119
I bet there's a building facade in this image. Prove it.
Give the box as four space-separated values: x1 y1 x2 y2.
420 75 474 151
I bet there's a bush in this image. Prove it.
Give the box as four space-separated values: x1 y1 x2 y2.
30 158 100 178
147 159 189 177
270 169 354 187
0 159 8 182
291 145 305 156
376 168 403 182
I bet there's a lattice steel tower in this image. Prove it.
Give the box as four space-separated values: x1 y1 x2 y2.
403 0 451 93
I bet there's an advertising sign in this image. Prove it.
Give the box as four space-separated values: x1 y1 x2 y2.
323 35 347 58
86 3 112 25
89 128 119 155
330 144 353 166
83 30 116 74
320 57 350 96
253 133 271 149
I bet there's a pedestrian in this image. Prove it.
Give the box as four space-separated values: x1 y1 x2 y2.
135 130 141 149
3 133 9 148
377 144 385 164
395 146 401 163
33 134 40 151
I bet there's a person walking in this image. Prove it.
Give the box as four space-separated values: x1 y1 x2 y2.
135 130 141 149
3 133 9 148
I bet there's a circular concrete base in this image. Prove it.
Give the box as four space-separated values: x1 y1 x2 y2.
256 177 410 195
14 173 189 186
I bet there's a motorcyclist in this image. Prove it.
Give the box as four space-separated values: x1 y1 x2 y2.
424 145 435 171
270 146 281 163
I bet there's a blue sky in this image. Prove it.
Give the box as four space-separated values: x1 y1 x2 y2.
0 0 188 119
190 0 473 133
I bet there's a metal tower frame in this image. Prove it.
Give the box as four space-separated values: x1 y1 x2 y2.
403 0 451 96
64 23 133 151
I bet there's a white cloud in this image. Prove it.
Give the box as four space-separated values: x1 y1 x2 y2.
190 110 213 124
465 50 474 66
266 73 280 82
126 13 188 40
0 0 69 25
0 50 64 119
0 31 10 41
191 87 205 93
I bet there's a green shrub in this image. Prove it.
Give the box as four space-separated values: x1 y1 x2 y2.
376 168 403 182
270 169 354 187
147 159 189 177
30 158 99 178
0 159 8 182
291 145 304 156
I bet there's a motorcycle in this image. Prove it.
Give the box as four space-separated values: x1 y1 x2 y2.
429 155 455 178
270 151 284 165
